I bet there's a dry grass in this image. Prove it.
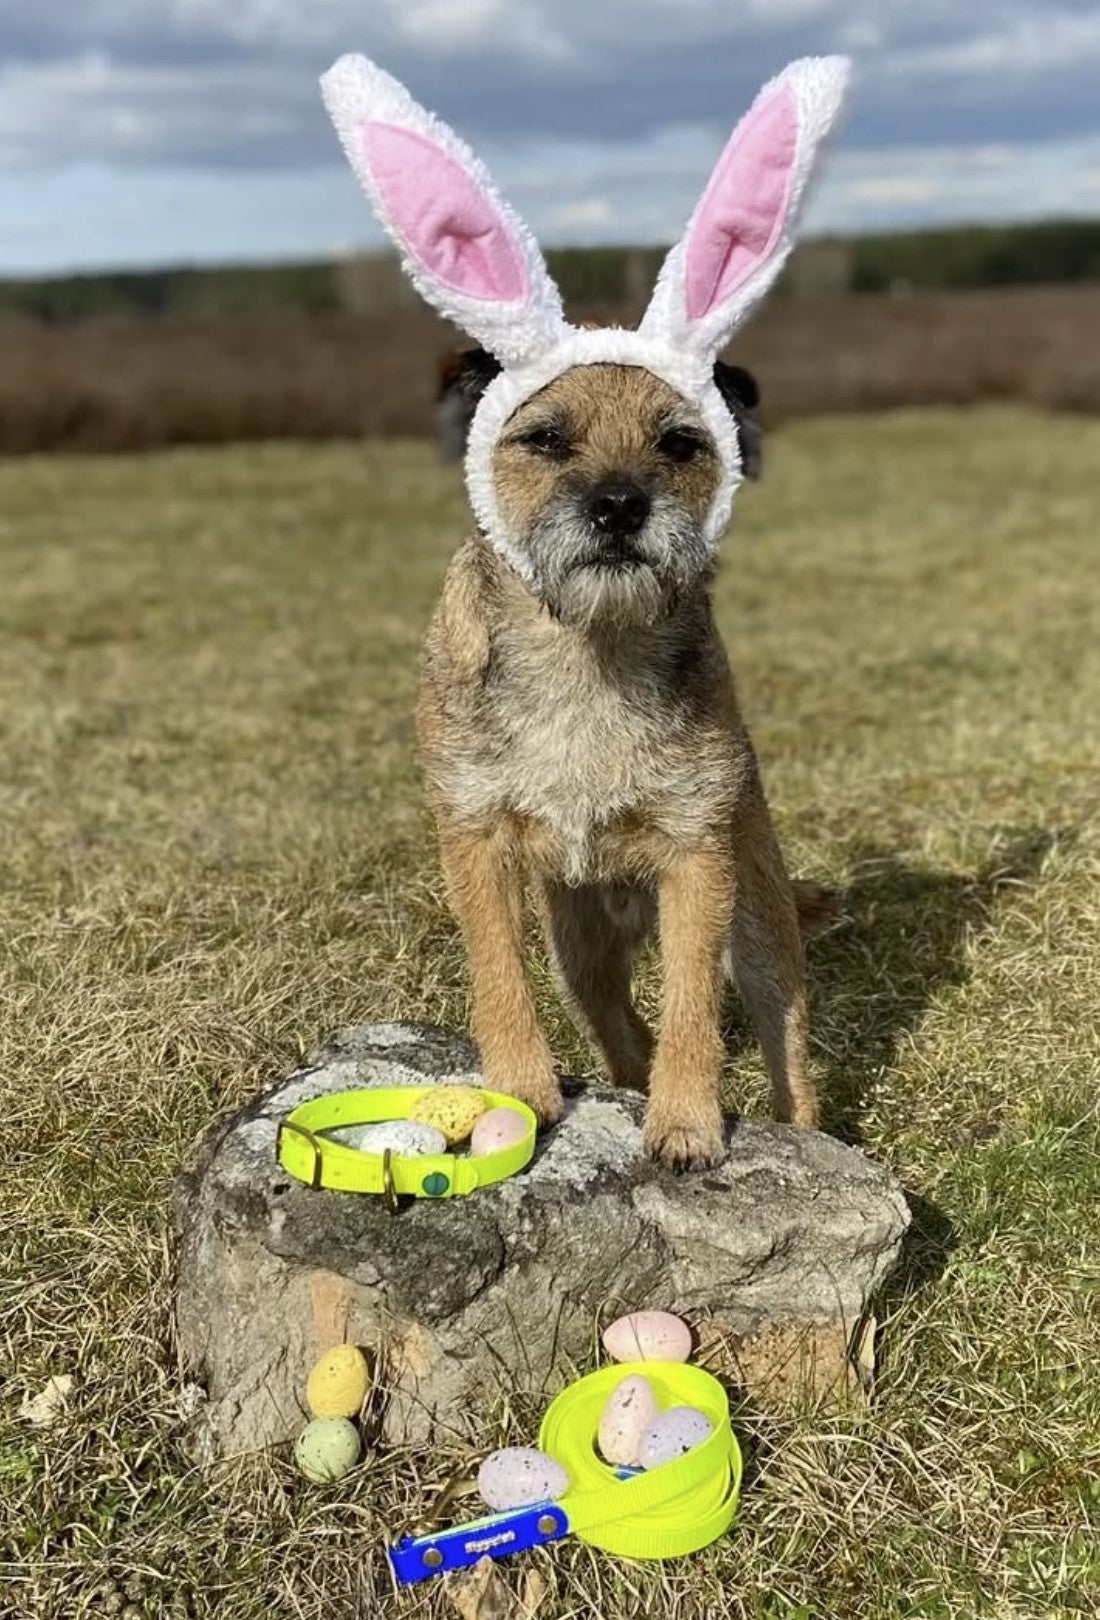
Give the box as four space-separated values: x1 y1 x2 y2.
1 407 1099 1620
6 284 1100 454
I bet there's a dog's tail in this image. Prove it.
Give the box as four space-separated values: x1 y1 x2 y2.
790 879 842 938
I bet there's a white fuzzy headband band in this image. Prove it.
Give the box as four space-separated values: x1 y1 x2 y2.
321 52 850 579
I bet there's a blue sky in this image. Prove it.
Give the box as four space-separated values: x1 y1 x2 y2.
4 0 1100 274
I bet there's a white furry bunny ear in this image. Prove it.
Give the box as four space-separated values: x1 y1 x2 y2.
640 57 850 358
320 55 569 367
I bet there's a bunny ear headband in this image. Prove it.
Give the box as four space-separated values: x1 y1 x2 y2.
320 53 850 579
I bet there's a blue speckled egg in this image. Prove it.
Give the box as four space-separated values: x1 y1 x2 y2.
637 1406 713 1470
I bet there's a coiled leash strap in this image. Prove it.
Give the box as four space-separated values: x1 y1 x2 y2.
389 1361 741 1582
275 1086 537 1203
540 1361 741 1559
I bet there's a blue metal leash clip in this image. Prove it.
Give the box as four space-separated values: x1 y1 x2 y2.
389 1501 569 1584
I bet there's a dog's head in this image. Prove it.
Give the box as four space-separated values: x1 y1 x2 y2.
446 351 761 629
322 52 847 601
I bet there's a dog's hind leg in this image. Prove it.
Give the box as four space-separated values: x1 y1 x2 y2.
536 880 656 1091
727 787 820 1130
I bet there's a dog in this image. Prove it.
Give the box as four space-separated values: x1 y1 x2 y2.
320 50 850 1166
416 354 818 1167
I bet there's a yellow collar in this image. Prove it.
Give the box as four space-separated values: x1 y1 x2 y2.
276 1086 537 1204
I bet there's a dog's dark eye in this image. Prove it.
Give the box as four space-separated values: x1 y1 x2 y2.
515 425 572 459
658 427 707 464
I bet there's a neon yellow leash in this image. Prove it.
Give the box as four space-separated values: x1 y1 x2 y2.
540 1361 742 1559
276 1086 537 1201
390 1360 741 1580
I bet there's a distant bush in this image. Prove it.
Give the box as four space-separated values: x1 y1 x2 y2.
3 284 1100 455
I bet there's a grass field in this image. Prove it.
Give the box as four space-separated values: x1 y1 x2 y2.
1 407 1098 1619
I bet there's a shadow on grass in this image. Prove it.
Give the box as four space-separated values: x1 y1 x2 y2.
804 825 1060 1144
723 826 1062 1300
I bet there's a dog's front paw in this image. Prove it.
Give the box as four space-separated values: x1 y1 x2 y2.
488 1062 563 1127
787 1094 821 1131
643 1100 726 1171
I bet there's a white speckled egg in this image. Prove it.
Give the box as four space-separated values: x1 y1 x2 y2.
328 1120 446 1157
477 1447 570 1512
638 1406 713 1470
469 1107 529 1157
294 1417 361 1482
597 1374 660 1467
601 1310 692 1364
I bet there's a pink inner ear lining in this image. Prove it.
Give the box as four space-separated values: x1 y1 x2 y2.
362 120 528 304
684 81 798 322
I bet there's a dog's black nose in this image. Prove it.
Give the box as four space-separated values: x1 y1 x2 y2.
587 478 651 538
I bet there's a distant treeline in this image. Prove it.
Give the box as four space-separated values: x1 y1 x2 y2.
6 220 1100 324
850 219 1100 293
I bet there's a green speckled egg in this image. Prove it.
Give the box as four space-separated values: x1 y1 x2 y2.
294 1417 361 1483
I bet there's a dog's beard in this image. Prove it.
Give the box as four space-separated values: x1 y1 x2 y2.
521 493 709 634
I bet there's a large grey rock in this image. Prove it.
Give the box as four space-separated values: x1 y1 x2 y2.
173 1023 909 1459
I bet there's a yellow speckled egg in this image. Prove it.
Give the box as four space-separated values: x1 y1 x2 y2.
409 1086 488 1145
306 1344 370 1420
294 1417 361 1483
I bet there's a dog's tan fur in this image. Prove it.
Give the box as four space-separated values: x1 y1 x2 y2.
416 362 817 1167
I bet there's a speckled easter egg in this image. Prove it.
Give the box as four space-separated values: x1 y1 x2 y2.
409 1086 488 1145
329 1120 447 1157
597 1374 660 1467
637 1406 713 1470
477 1447 570 1512
601 1310 693 1364
469 1106 529 1157
306 1344 370 1420
294 1417 361 1483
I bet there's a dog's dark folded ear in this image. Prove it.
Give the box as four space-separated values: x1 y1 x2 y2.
437 346 504 406
713 361 759 412
713 360 764 480
435 347 504 462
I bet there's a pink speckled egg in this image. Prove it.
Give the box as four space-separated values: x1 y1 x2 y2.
597 1374 659 1467
601 1310 692 1365
477 1447 570 1512
469 1107 529 1157
638 1406 713 1470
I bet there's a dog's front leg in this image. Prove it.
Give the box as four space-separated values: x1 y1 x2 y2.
438 822 563 1124
643 841 735 1169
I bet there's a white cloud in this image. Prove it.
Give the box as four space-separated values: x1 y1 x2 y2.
545 198 613 231
3 1 1100 269
845 176 940 206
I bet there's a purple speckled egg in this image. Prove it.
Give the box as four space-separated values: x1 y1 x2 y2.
601 1310 692 1365
469 1107 529 1157
477 1447 570 1512
597 1374 660 1467
638 1406 713 1470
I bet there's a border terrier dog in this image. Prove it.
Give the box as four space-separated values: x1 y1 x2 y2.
321 50 850 1165
417 354 815 1167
